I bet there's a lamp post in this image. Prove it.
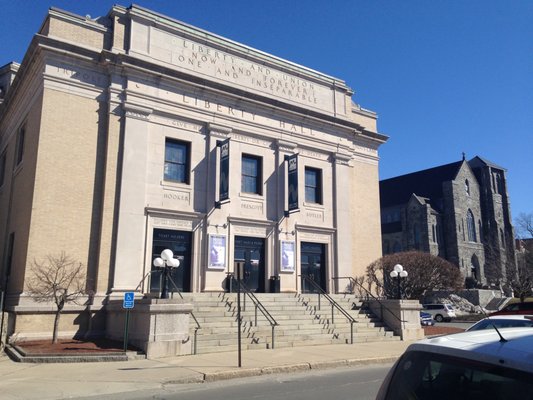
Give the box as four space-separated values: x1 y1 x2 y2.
153 249 180 299
390 264 408 300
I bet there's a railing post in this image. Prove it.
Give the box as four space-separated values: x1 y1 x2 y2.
350 322 354 344
318 293 321 310
272 325 275 349
331 303 334 324
255 304 258 326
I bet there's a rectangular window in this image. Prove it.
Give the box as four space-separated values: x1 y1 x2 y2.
164 138 190 184
305 167 322 204
241 154 262 195
15 126 25 167
0 152 6 187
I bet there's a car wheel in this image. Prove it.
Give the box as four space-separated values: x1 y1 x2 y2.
435 314 444 322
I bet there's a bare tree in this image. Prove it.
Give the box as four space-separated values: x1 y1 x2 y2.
515 212 533 239
26 253 86 344
366 251 463 300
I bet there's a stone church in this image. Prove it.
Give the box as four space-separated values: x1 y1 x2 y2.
380 156 517 287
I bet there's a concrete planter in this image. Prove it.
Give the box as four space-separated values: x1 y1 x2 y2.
106 298 193 359
367 299 424 341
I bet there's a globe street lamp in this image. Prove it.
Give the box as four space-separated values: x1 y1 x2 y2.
153 249 180 299
390 264 408 300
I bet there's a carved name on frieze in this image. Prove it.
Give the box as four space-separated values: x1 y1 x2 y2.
149 28 336 113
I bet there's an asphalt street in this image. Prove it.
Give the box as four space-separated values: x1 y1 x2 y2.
74 363 393 400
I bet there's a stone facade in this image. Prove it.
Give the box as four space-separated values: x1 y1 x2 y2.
380 157 517 287
0 5 386 340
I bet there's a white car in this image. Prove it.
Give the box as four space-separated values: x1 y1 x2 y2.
466 315 533 331
376 328 533 400
422 303 456 322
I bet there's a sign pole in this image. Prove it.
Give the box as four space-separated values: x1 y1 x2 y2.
123 309 130 352
237 267 242 368
122 292 135 352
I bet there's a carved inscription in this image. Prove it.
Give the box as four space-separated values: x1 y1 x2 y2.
153 217 193 229
241 201 263 213
232 134 270 148
149 28 335 112
54 66 106 87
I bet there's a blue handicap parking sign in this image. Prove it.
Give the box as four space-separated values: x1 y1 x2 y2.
123 292 135 309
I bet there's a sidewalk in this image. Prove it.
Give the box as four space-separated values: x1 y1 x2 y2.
0 340 413 399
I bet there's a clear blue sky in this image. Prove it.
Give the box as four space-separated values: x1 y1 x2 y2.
1 1 532 219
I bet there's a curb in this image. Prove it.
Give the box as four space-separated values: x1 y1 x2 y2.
165 356 399 384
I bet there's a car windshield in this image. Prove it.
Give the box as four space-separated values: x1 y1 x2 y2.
444 304 454 311
467 318 533 331
383 350 533 400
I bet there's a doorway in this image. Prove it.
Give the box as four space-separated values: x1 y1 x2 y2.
234 236 265 292
300 242 327 293
151 228 192 293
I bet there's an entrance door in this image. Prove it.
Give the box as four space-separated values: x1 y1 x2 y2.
234 236 265 292
300 242 326 293
151 229 192 293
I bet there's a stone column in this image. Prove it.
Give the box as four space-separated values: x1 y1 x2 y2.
112 104 153 294
333 152 353 292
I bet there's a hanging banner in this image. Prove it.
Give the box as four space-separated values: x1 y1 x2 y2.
280 241 295 273
218 138 230 202
287 153 299 212
209 234 227 269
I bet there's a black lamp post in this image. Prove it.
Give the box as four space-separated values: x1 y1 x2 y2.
389 264 408 300
153 249 180 299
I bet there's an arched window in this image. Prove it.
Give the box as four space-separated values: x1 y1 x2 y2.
467 210 476 242
465 179 470 196
478 220 483 242
413 224 421 249
393 241 402 253
471 254 480 281
383 240 390 255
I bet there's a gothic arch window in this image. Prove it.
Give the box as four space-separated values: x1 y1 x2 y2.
471 254 480 281
478 220 483 242
413 224 421 250
393 241 402 253
465 179 470 196
467 210 477 242
383 240 390 255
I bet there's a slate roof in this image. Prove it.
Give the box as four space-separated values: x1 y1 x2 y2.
380 160 463 209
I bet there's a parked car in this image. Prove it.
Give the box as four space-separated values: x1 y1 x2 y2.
422 303 456 322
490 301 533 316
420 311 435 326
466 315 533 331
376 328 533 400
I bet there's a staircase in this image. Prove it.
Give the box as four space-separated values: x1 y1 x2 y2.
182 292 400 354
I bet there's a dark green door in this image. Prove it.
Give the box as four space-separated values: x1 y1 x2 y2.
300 242 326 293
234 236 265 292
151 229 192 293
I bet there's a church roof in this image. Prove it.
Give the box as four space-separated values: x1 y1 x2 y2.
380 160 463 209
468 156 506 171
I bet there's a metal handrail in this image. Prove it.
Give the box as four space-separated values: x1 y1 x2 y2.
299 275 356 344
231 277 279 349
167 276 202 355
332 276 405 325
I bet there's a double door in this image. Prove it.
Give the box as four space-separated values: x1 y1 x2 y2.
300 242 326 293
234 236 265 292
151 229 192 293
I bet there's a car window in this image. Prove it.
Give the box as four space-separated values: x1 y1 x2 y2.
518 303 533 311
505 304 520 311
468 319 533 331
383 350 533 400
